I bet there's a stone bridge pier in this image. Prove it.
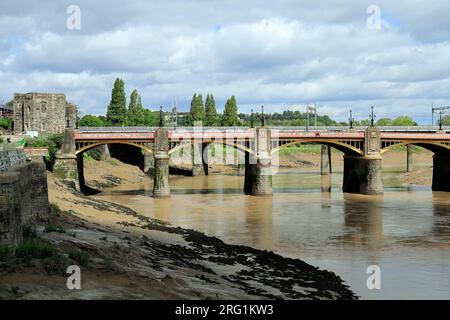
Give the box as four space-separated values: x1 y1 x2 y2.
432 154 450 191
244 127 273 196
343 126 384 195
53 128 80 190
192 143 209 176
153 127 170 198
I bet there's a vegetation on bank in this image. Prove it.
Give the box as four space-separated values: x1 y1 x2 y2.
0 203 86 274
24 133 63 167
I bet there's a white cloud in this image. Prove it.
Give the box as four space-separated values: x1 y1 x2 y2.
0 1 449 123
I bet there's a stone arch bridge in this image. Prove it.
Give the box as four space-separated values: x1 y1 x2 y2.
53 126 450 197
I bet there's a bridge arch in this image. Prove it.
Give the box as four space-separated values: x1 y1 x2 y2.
75 140 153 155
380 141 450 155
271 139 364 156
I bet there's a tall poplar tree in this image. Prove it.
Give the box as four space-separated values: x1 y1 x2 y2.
128 89 144 125
222 95 239 126
186 94 205 126
106 78 127 126
204 94 218 126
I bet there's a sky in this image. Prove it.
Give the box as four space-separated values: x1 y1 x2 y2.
1 0 450 124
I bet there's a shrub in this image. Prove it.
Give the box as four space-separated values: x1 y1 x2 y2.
24 133 63 166
15 239 59 263
0 244 12 262
68 249 89 267
44 224 66 234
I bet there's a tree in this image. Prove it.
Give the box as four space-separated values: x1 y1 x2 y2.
78 115 105 127
222 95 239 126
392 116 417 126
376 118 394 126
106 78 127 126
142 109 159 126
128 89 145 126
186 94 205 126
442 115 450 126
204 94 218 126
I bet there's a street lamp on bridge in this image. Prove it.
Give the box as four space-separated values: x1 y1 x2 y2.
432 105 450 129
370 106 376 126
349 109 354 129
261 105 265 127
306 104 317 132
159 106 164 127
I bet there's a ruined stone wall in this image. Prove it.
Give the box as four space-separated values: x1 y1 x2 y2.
0 150 49 247
13 92 77 134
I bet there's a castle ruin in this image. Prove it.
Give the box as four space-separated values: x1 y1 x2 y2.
13 92 77 134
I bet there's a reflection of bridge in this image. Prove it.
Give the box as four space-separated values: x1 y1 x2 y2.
53 126 450 197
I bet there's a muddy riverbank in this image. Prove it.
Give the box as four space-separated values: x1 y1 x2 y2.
0 159 356 300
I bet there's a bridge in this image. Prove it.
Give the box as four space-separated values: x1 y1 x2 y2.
53 125 450 197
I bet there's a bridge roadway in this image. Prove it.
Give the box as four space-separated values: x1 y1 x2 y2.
52 126 450 197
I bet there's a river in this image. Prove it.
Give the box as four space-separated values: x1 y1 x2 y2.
96 165 450 300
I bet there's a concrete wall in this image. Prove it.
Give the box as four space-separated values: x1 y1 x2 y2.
0 149 49 247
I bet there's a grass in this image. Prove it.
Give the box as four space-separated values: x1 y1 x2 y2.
103 256 115 271
44 224 66 234
15 238 60 263
68 249 89 267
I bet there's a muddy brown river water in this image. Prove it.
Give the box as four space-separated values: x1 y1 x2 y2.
96 165 450 300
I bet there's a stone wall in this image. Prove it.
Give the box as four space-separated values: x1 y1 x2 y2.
13 92 77 134
0 149 49 247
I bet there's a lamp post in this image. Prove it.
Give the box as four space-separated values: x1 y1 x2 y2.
261 105 265 127
370 106 376 126
159 106 164 127
250 109 254 128
349 109 354 129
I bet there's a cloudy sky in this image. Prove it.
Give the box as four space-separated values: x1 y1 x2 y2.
1 0 449 123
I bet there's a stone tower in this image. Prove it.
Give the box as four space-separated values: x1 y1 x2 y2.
13 92 77 134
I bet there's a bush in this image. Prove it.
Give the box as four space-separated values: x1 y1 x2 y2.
24 133 63 166
44 224 66 234
68 249 89 266
0 244 13 262
0 118 11 130
15 239 59 263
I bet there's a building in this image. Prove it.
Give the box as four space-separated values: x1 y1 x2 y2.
0 102 13 119
13 93 77 134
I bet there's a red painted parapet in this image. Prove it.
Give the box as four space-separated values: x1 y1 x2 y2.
74 129 450 142
74 132 154 140
380 132 450 140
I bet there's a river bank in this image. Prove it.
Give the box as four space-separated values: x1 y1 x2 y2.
0 157 357 300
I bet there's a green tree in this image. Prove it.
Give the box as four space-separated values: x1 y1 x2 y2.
106 78 127 126
204 94 218 126
128 89 145 125
142 109 159 126
442 115 450 126
78 115 105 127
392 116 417 126
186 94 205 126
222 95 239 126
376 118 394 126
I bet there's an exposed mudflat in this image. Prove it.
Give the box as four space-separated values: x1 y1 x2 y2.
0 158 357 300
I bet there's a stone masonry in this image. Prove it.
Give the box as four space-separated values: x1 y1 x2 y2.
0 149 49 247
13 92 77 134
